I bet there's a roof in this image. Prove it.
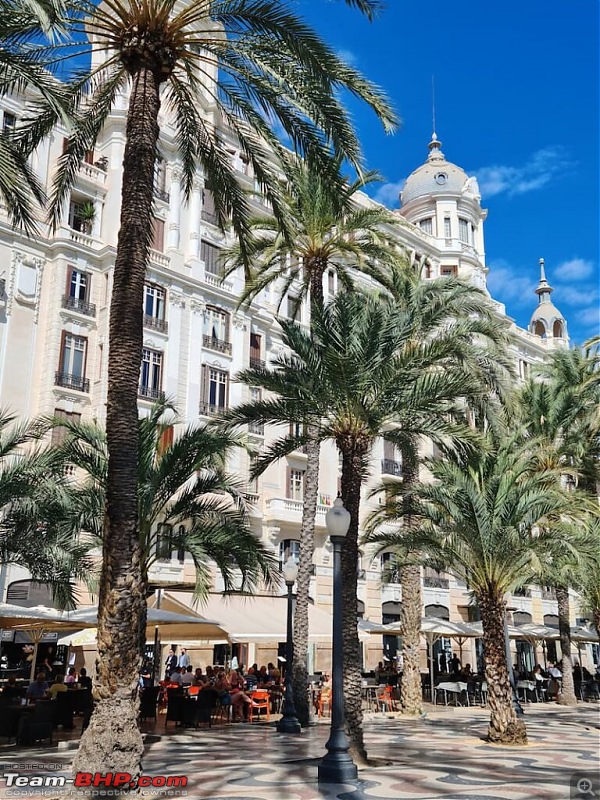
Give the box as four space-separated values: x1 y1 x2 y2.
401 135 475 206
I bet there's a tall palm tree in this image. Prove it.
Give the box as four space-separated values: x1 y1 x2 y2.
578 520 600 635
52 399 276 600
518 344 600 705
224 287 512 761
369 432 583 744
17 0 396 773
222 161 399 725
0 412 94 608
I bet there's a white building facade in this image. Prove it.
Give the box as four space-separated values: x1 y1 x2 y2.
1 83 589 674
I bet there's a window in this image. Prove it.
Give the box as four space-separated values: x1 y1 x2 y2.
443 217 451 238
154 157 169 201
381 440 402 476
287 294 301 321
151 218 165 252
287 468 304 501
423 567 449 589
381 552 400 583
327 270 335 295
156 523 173 560
56 334 88 391
175 525 186 563
249 332 262 367
201 241 222 275
201 188 218 225
2 112 16 134
419 217 433 235
248 388 264 434
139 348 163 399
289 422 303 440
144 284 167 331
68 269 89 301
518 360 529 379
279 539 300 568
458 218 469 243
440 265 458 277
51 408 82 446
68 199 94 233
203 306 230 352
200 365 229 414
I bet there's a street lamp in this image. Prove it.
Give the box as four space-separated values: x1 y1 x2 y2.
277 557 301 733
318 498 358 785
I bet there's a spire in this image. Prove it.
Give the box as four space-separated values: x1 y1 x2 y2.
535 257 553 304
427 132 445 162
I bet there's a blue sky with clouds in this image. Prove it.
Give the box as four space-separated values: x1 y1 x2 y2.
298 0 599 344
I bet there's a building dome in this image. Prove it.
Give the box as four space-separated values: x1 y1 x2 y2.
529 258 568 342
401 135 477 206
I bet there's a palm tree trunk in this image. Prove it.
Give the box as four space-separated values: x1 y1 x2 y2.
478 589 527 744
340 442 368 765
399 446 422 715
292 428 320 726
72 66 160 779
556 585 577 706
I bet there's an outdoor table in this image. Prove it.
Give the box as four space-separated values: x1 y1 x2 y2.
435 681 469 706
516 680 536 702
361 683 378 712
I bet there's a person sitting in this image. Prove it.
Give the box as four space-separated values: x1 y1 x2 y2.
65 667 77 686
450 654 461 676
194 668 207 686
243 667 258 691
1 676 21 702
78 668 93 690
229 670 253 722
270 667 281 686
460 664 472 680
205 665 215 685
48 675 68 699
257 666 270 685
181 665 194 686
26 672 49 702
169 667 183 686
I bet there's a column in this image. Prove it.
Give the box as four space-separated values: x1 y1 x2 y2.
168 168 182 250
188 174 203 259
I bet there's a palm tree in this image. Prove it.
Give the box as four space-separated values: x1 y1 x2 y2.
224 287 512 761
518 344 600 705
0 412 95 608
0 0 73 230
222 160 399 725
369 432 584 744
17 0 396 772
52 399 276 599
578 520 600 635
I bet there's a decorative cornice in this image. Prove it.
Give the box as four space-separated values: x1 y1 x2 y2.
190 299 205 315
169 292 185 308
232 314 247 331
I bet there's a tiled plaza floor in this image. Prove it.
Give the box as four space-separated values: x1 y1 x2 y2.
0 703 598 799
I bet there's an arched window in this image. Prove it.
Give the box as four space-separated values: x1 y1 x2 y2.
543 614 559 629
356 599 365 619
552 320 564 338
6 580 54 608
424 603 450 620
533 321 546 338
513 611 532 626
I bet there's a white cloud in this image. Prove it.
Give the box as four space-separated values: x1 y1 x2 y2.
554 284 599 307
554 257 595 281
372 179 406 208
337 49 359 67
578 306 600 328
475 147 573 198
486 259 536 306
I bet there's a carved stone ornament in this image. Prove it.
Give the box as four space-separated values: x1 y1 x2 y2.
190 299 205 315
232 314 247 331
8 250 45 321
169 292 186 308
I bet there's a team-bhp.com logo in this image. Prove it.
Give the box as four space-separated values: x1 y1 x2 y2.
3 772 188 791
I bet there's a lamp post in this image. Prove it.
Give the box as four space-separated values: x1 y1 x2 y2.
318 498 358 785
504 604 524 717
277 557 301 734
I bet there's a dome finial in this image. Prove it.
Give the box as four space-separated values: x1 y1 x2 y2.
535 257 553 302
427 132 444 161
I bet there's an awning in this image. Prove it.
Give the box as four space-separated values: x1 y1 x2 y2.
166 592 335 644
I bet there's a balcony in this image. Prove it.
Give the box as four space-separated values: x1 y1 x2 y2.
248 421 264 436
138 385 163 401
203 271 234 292
203 335 232 355
149 249 169 268
243 492 260 505
423 576 450 589
265 497 332 525
61 295 96 317
201 208 219 226
55 372 90 393
541 587 557 601
249 356 265 370
381 459 402 477
143 314 168 333
78 161 107 186
514 587 532 598
155 188 170 203
199 401 227 417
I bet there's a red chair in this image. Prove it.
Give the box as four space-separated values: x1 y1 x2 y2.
318 687 332 718
249 690 270 723
377 685 397 712
188 686 200 696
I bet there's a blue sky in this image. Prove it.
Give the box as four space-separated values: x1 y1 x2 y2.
298 0 599 344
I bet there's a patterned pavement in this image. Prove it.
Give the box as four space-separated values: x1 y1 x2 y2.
0 703 598 799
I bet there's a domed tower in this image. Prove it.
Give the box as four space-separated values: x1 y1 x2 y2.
399 133 488 290
529 258 569 347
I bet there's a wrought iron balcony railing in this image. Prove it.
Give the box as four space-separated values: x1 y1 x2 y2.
55 372 90 392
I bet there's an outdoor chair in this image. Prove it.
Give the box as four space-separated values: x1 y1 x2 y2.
17 701 54 746
139 686 160 721
249 690 270 723
377 685 397 713
194 689 218 728
269 686 283 714
0 705 22 743
165 691 185 729
56 691 76 729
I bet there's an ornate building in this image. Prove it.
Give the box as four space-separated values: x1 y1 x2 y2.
0 84 587 674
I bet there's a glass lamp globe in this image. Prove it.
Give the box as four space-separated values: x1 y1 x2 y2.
282 557 299 585
325 497 351 538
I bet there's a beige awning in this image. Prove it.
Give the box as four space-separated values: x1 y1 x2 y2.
165 591 335 644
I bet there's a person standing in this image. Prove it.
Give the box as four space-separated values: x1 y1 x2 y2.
178 648 190 670
164 648 178 679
